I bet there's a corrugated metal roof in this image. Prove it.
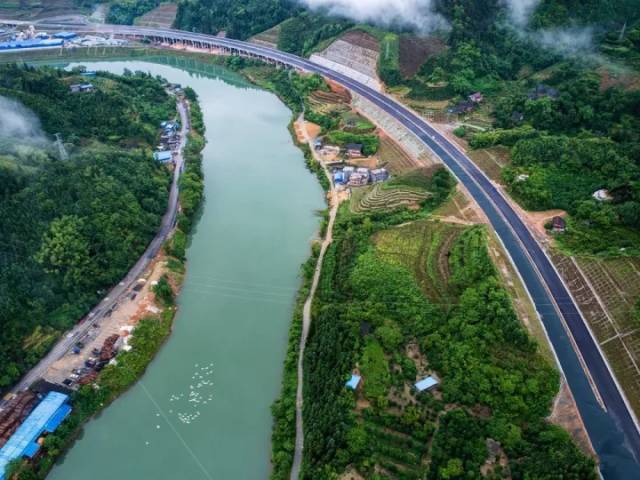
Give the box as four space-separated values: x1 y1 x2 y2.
0 392 71 480
414 376 438 392
345 374 361 390
154 151 172 162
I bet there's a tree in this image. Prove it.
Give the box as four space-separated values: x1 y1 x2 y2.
36 215 92 291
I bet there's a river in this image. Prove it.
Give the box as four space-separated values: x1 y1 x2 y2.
47 58 324 480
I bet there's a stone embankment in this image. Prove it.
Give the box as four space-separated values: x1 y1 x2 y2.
351 92 439 168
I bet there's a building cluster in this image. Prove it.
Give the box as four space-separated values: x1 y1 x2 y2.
314 139 365 161
154 120 181 164
448 91 484 115
69 83 94 94
0 27 128 53
0 392 72 480
333 166 389 187
345 372 439 394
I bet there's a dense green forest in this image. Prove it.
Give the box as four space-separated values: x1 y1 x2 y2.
107 0 162 25
0 65 175 390
175 0 296 39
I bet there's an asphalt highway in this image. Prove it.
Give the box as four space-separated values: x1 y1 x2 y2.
2 19 640 477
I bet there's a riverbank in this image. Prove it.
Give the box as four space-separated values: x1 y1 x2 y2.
6 92 206 480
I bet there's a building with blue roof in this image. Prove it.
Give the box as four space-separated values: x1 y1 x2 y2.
0 39 63 52
153 151 173 163
345 374 361 390
0 392 71 480
414 375 439 393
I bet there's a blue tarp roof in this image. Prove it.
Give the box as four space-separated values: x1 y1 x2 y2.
415 376 438 392
53 32 77 39
153 151 172 162
0 39 63 51
0 392 71 480
345 374 361 390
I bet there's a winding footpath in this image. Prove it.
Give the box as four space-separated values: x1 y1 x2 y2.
290 116 340 480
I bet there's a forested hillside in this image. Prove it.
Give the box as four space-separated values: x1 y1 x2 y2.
0 65 174 390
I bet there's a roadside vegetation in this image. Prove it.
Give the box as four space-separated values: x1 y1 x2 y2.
0 65 174 391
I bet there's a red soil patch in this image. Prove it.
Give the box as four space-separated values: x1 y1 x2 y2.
341 30 380 52
325 79 353 102
399 35 447 78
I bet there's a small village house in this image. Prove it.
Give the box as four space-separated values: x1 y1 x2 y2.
469 92 483 103
551 216 566 233
348 172 368 187
346 143 364 158
592 189 612 202
414 375 439 393
345 374 361 390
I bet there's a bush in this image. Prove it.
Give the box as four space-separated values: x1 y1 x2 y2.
453 126 466 138
153 275 174 306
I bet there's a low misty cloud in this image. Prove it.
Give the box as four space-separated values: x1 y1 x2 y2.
502 0 595 55
0 96 49 148
532 27 594 54
503 0 540 27
298 0 448 32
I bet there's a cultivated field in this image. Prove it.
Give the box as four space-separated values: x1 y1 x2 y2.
0 0 84 19
373 220 464 302
351 183 431 214
467 146 512 183
307 89 351 115
378 135 418 174
551 253 640 416
135 2 177 28
399 35 446 78
249 23 281 49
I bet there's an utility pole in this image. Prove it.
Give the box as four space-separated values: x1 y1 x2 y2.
54 133 68 160
619 21 627 42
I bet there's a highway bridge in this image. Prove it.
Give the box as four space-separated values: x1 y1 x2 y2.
2 20 640 478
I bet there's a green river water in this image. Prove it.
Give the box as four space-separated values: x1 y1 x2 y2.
47 58 324 480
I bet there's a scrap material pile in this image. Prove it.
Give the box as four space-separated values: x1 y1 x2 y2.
0 392 37 448
99 334 121 363
77 371 98 386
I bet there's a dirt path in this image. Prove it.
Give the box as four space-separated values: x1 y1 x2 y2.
290 115 341 480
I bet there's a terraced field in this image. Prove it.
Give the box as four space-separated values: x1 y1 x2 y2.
373 220 465 302
551 253 640 416
307 90 351 115
378 136 418 174
135 3 177 28
467 146 511 183
361 418 429 480
0 0 82 19
351 183 430 213
249 24 281 48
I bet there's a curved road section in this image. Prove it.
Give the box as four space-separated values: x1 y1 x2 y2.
2 20 640 478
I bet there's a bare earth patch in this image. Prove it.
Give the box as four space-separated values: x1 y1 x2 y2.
399 35 446 78
43 255 175 385
549 380 598 459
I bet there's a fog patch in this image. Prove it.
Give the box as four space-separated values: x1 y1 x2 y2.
298 0 448 33
0 96 50 150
